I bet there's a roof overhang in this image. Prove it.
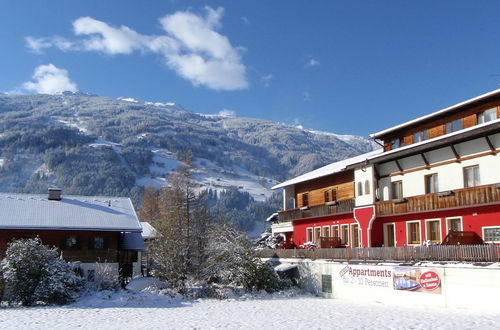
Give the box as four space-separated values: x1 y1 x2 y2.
366 119 500 164
370 89 500 140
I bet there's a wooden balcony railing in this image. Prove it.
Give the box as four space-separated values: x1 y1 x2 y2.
258 245 500 262
278 198 355 222
376 183 500 216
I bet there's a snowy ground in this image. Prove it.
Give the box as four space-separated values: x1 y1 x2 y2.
1 290 499 330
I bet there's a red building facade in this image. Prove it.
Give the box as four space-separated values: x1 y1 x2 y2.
272 89 500 247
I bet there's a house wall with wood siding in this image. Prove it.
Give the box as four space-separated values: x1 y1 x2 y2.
295 170 354 208
0 230 120 263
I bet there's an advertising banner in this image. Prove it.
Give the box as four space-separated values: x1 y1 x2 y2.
338 265 442 294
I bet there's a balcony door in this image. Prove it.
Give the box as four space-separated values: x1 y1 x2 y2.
383 223 396 247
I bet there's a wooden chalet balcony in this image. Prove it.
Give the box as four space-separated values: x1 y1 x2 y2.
278 198 355 222
376 183 500 216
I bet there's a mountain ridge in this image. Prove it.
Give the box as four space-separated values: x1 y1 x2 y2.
0 93 375 205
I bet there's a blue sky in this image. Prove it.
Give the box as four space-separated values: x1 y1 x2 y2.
1 0 499 136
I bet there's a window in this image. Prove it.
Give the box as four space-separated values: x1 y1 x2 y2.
65 236 79 249
425 173 439 194
314 227 321 244
446 217 462 232
365 180 370 195
341 224 349 245
407 221 421 245
483 226 500 243
426 219 441 243
322 226 330 237
445 119 462 134
306 228 313 242
391 138 404 149
321 274 332 293
92 237 105 249
331 189 337 201
477 108 497 124
302 193 309 207
332 225 339 238
464 165 480 188
357 182 363 196
351 224 360 247
288 197 295 209
413 130 428 143
391 181 403 200
324 190 330 203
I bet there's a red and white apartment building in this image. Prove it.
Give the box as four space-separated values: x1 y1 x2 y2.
271 89 500 248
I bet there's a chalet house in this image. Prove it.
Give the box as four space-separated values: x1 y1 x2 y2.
272 89 500 248
0 189 144 280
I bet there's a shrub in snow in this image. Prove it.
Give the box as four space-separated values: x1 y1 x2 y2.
1 237 85 305
86 262 120 292
202 222 289 294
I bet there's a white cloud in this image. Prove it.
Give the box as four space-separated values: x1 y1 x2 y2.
25 7 248 91
241 16 250 25
306 58 320 67
218 109 235 117
22 64 77 94
261 74 273 87
73 16 148 54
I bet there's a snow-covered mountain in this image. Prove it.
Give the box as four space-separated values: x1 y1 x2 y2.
0 93 374 204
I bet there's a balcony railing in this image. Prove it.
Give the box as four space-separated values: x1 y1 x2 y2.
376 183 500 216
258 245 500 262
278 198 355 222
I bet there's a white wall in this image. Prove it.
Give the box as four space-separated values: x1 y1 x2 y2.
377 134 500 200
283 186 295 210
268 259 499 311
354 165 375 206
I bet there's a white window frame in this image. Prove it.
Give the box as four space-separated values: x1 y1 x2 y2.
350 223 360 248
314 227 321 244
340 224 349 246
445 216 463 233
322 225 331 237
406 220 422 246
306 227 313 243
482 226 500 243
383 222 397 247
425 218 442 243
331 225 340 238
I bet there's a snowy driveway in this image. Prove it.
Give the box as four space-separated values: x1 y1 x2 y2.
1 295 499 330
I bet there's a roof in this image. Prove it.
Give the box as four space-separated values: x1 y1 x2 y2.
272 149 383 189
0 193 142 232
140 222 158 239
370 88 500 139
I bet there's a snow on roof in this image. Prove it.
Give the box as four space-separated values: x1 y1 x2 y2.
370 88 500 139
272 149 383 189
140 222 158 239
0 193 141 232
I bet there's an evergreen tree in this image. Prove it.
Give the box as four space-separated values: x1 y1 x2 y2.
149 151 211 290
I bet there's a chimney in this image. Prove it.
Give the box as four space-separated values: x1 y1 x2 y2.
48 188 62 201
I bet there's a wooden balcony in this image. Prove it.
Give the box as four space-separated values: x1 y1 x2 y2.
376 183 500 216
278 198 355 222
258 245 500 262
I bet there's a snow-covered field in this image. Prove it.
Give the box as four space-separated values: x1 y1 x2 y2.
1 290 498 330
